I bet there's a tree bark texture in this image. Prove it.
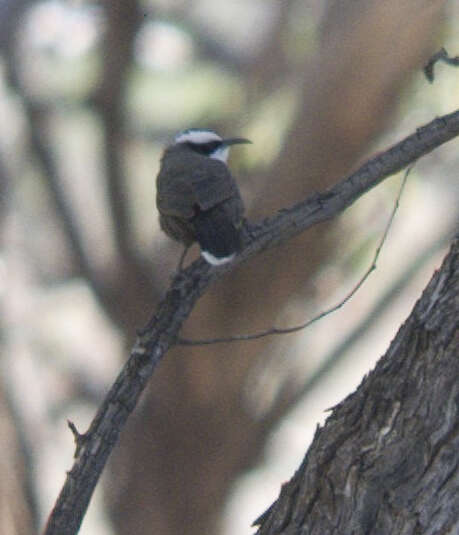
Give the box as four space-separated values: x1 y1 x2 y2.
256 235 459 535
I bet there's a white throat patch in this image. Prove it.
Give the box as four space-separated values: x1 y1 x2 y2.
209 145 229 163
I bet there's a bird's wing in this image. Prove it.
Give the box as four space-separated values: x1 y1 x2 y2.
156 161 196 218
156 150 241 218
189 158 239 211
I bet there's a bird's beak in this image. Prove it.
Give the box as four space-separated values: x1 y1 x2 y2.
222 137 252 147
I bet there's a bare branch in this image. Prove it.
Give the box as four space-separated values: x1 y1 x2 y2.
178 167 411 346
424 47 459 82
43 108 459 535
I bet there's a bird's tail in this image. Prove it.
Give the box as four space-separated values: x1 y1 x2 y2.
193 206 242 265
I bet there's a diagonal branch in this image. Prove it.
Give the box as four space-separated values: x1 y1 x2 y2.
177 167 411 345
43 107 459 535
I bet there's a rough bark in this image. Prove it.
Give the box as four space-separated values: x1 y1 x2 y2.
255 236 459 535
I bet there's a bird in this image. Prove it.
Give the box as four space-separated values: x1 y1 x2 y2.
156 128 251 267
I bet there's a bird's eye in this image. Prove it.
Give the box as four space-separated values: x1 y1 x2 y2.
187 141 221 155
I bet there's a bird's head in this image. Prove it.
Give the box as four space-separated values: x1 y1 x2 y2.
173 128 251 163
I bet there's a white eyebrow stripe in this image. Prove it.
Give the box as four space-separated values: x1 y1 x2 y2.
175 130 222 144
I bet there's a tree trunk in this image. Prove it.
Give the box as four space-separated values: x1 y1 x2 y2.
255 235 459 535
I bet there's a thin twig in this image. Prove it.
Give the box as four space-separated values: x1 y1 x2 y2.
424 48 459 82
257 222 455 435
177 167 411 346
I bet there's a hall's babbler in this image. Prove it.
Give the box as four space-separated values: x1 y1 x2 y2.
156 128 251 265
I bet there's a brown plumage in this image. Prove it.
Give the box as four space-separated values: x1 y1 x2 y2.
156 132 249 265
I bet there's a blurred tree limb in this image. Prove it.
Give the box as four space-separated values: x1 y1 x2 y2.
92 0 141 259
43 107 459 535
4 0 161 332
